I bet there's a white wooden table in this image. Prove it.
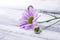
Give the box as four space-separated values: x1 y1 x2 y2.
0 8 60 40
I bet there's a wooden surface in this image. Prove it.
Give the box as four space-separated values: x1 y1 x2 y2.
0 8 60 40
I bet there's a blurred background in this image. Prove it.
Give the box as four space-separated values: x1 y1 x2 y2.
0 0 60 12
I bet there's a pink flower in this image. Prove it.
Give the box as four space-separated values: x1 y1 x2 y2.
20 5 39 29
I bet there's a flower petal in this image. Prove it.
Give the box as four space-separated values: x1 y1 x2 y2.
22 10 30 20
22 24 32 29
33 15 40 22
20 20 28 26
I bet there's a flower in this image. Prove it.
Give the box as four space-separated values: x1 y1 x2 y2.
34 27 41 34
34 27 40 32
20 5 39 29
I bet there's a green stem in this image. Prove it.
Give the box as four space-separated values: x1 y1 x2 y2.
43 20 60 30
38 12 60 23
38 17 60 23
38 12 60 29
42 12 57 18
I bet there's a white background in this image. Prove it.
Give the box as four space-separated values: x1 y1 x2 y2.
0 0 60 11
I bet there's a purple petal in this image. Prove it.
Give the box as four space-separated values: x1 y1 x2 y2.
20 20 28 26
32 22 38 29
28 9 36 16
22 10 30 20
22 24 32 30
33 16 40 22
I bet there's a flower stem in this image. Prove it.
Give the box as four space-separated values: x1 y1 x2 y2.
43 20 60 30
38 12 60 29
42 13 57 18
38 12 60 23
38 17 60 23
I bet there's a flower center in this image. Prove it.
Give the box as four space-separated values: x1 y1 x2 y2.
28 16 34 24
